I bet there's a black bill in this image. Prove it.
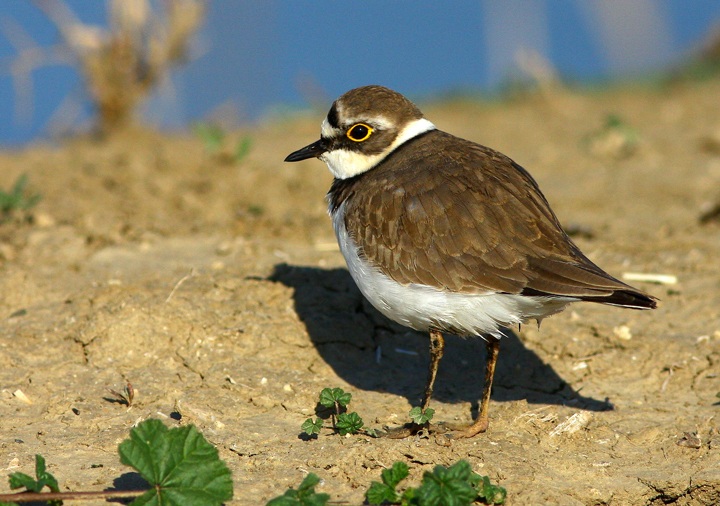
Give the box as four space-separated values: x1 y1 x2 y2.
284 138 328 162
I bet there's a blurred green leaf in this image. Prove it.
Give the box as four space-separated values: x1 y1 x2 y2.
234 136 252 162
194 123 225 153
474 474 507 504
266 473 329 506
415 460 478 506
0 174 41 215
366 461 408 505
8 455 61 506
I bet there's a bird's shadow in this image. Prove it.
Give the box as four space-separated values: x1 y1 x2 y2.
270 263 612 413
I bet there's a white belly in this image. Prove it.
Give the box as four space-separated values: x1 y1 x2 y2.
331 203 574 338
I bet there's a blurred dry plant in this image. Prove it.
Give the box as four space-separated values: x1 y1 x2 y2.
2 0 205 134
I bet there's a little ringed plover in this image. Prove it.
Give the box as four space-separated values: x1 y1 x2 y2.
285 85 657 438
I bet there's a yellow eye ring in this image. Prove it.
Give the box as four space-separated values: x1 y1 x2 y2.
346 123 374 142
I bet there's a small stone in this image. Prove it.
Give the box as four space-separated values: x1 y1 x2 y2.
33 212 56 228
250 395 277 409
13 389 32 404
613 325 632 340
215 242 233 256
677 432 702 449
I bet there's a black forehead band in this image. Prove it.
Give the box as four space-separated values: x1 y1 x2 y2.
327 104 340 129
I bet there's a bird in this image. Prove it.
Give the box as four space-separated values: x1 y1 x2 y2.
284 85 657 438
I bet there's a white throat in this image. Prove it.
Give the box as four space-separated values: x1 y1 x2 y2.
321 117 436 180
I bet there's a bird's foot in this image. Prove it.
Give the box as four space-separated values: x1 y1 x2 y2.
429 418 490 439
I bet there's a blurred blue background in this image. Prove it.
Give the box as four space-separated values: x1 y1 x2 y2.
1 1 720 147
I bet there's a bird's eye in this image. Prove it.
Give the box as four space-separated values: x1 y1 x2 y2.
346 123 373 142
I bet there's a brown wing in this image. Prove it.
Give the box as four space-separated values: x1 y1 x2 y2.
337 130 656 309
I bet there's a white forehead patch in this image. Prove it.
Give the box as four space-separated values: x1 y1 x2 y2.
342 115 394 130
321 117 341 139
320 117 436 179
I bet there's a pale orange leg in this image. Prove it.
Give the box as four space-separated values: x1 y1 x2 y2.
381 329 444 438
384 332 501 439
449 337 500 438
422 329 445 411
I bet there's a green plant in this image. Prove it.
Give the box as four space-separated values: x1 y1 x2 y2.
194 122 252 163
119 419 233 504
6 455 61 506
365 461 410 505
269 460 506 506
408 406 435 425
300 417 323 436
0 419 233 505
234 135 252 161
266 473 329 506
336 411 364 436
584 113 639 158
0 174 41 218
302 387 371 437
301 389 438 438
603 114 639 144
366 460 506 506
194 122 226 153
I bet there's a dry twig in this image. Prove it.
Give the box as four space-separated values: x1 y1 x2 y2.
3 0 205 134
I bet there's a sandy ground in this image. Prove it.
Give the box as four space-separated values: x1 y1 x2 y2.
2 79 720 505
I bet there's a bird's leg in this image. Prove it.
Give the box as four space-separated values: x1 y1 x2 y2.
380 329 444 438
450 336 500 438
422 329 445 411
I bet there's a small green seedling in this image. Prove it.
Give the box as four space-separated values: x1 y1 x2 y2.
318 387 351 426
408 407 434 425
366 460 506 506
234 135 252 161
336 411 364 436
0 174 41 218
584 113 639 159
603 114 639 144
318 387 352 412
194 123 225 154
7 454 61 506
300 417 323 436
0 419 233 505
194 122 252 163
301 387 370 437
474 474 508 505
366 461 409 505
266 473 329 506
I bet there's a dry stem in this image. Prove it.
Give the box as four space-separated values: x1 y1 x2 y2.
4 0 205 134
